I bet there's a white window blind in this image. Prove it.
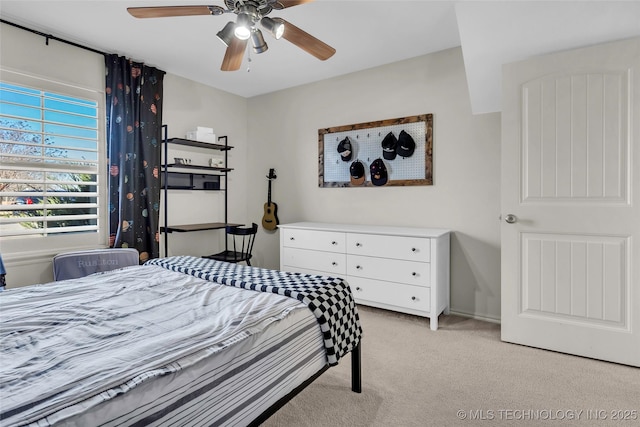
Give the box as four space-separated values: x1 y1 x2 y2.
0 81 101 239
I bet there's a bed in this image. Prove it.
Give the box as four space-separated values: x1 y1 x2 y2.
0 256 363 426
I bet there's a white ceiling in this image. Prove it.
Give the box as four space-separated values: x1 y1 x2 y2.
1 1 639 113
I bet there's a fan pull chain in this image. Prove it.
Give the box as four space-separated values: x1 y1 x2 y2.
247 46 252 73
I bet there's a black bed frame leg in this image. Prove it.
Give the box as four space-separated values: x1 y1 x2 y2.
351 341 362 393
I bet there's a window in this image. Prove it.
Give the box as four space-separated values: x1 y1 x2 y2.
0 70 106 252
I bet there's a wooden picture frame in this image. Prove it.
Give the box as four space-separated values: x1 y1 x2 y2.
318 114 433 187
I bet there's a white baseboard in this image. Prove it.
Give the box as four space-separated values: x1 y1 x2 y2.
448 309 501 325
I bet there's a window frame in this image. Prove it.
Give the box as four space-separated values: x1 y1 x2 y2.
0 68 108 255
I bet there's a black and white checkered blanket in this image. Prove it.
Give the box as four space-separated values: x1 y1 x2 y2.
146 256 362 366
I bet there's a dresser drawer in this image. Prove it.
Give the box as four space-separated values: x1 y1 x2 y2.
348 276 431 313
281 247 346 275
280 264 340 279
282 228 345 253
347 254 430 287
346 233 430 261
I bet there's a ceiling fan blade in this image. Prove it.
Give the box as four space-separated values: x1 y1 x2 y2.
221 37 247 71
127 5 224 19
271 0 315 10
274 18 335 61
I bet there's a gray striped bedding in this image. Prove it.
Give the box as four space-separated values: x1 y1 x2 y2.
0 265 327 426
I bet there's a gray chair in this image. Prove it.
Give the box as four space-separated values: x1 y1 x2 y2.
53 248 139 281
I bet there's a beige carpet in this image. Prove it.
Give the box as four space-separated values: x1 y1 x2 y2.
262 306 639 426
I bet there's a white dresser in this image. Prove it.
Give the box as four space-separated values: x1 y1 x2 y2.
279 222 450 330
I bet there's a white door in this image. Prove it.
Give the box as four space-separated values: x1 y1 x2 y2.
501 37 640 367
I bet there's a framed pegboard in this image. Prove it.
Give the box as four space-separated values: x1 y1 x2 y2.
318 114 433 187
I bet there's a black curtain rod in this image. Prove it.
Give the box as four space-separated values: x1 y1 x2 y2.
1 18 108 56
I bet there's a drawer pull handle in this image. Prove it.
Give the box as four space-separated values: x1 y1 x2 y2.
331 241 337 245
412 272 417 277
290 237 295 241
356 242 362 247
356 265 362 270
411 247 417 252
411 296 417 301
332 262 337 266
356 287 362 291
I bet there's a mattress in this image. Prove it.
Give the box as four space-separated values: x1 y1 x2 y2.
147 256 363 366
0 265 326 426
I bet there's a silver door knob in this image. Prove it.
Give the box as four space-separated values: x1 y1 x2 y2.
504 214 517 224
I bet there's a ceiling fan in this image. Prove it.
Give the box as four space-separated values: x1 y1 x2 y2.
127 0 336 71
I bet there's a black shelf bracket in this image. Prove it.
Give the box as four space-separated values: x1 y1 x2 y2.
162 124 169 257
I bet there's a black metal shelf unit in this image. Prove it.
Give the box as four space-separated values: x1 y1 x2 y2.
161 126 233 256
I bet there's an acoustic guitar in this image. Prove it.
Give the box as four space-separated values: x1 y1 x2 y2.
261 168 279 230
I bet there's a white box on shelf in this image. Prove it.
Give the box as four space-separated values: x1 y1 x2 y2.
196 126 216 143
209 158 225 167
186 126 216 144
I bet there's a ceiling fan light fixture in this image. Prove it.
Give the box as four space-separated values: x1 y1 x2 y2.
234 13 252 40
126 2 336 71
216 21 236 47
251 29 268 54
261 17 284 40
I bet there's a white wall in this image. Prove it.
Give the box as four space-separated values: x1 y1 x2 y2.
246 48 502 322
1 22 502 322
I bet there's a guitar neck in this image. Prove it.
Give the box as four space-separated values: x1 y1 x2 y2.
267 179 272 204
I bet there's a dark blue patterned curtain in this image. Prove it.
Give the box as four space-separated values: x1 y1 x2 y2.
105 55 165 262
